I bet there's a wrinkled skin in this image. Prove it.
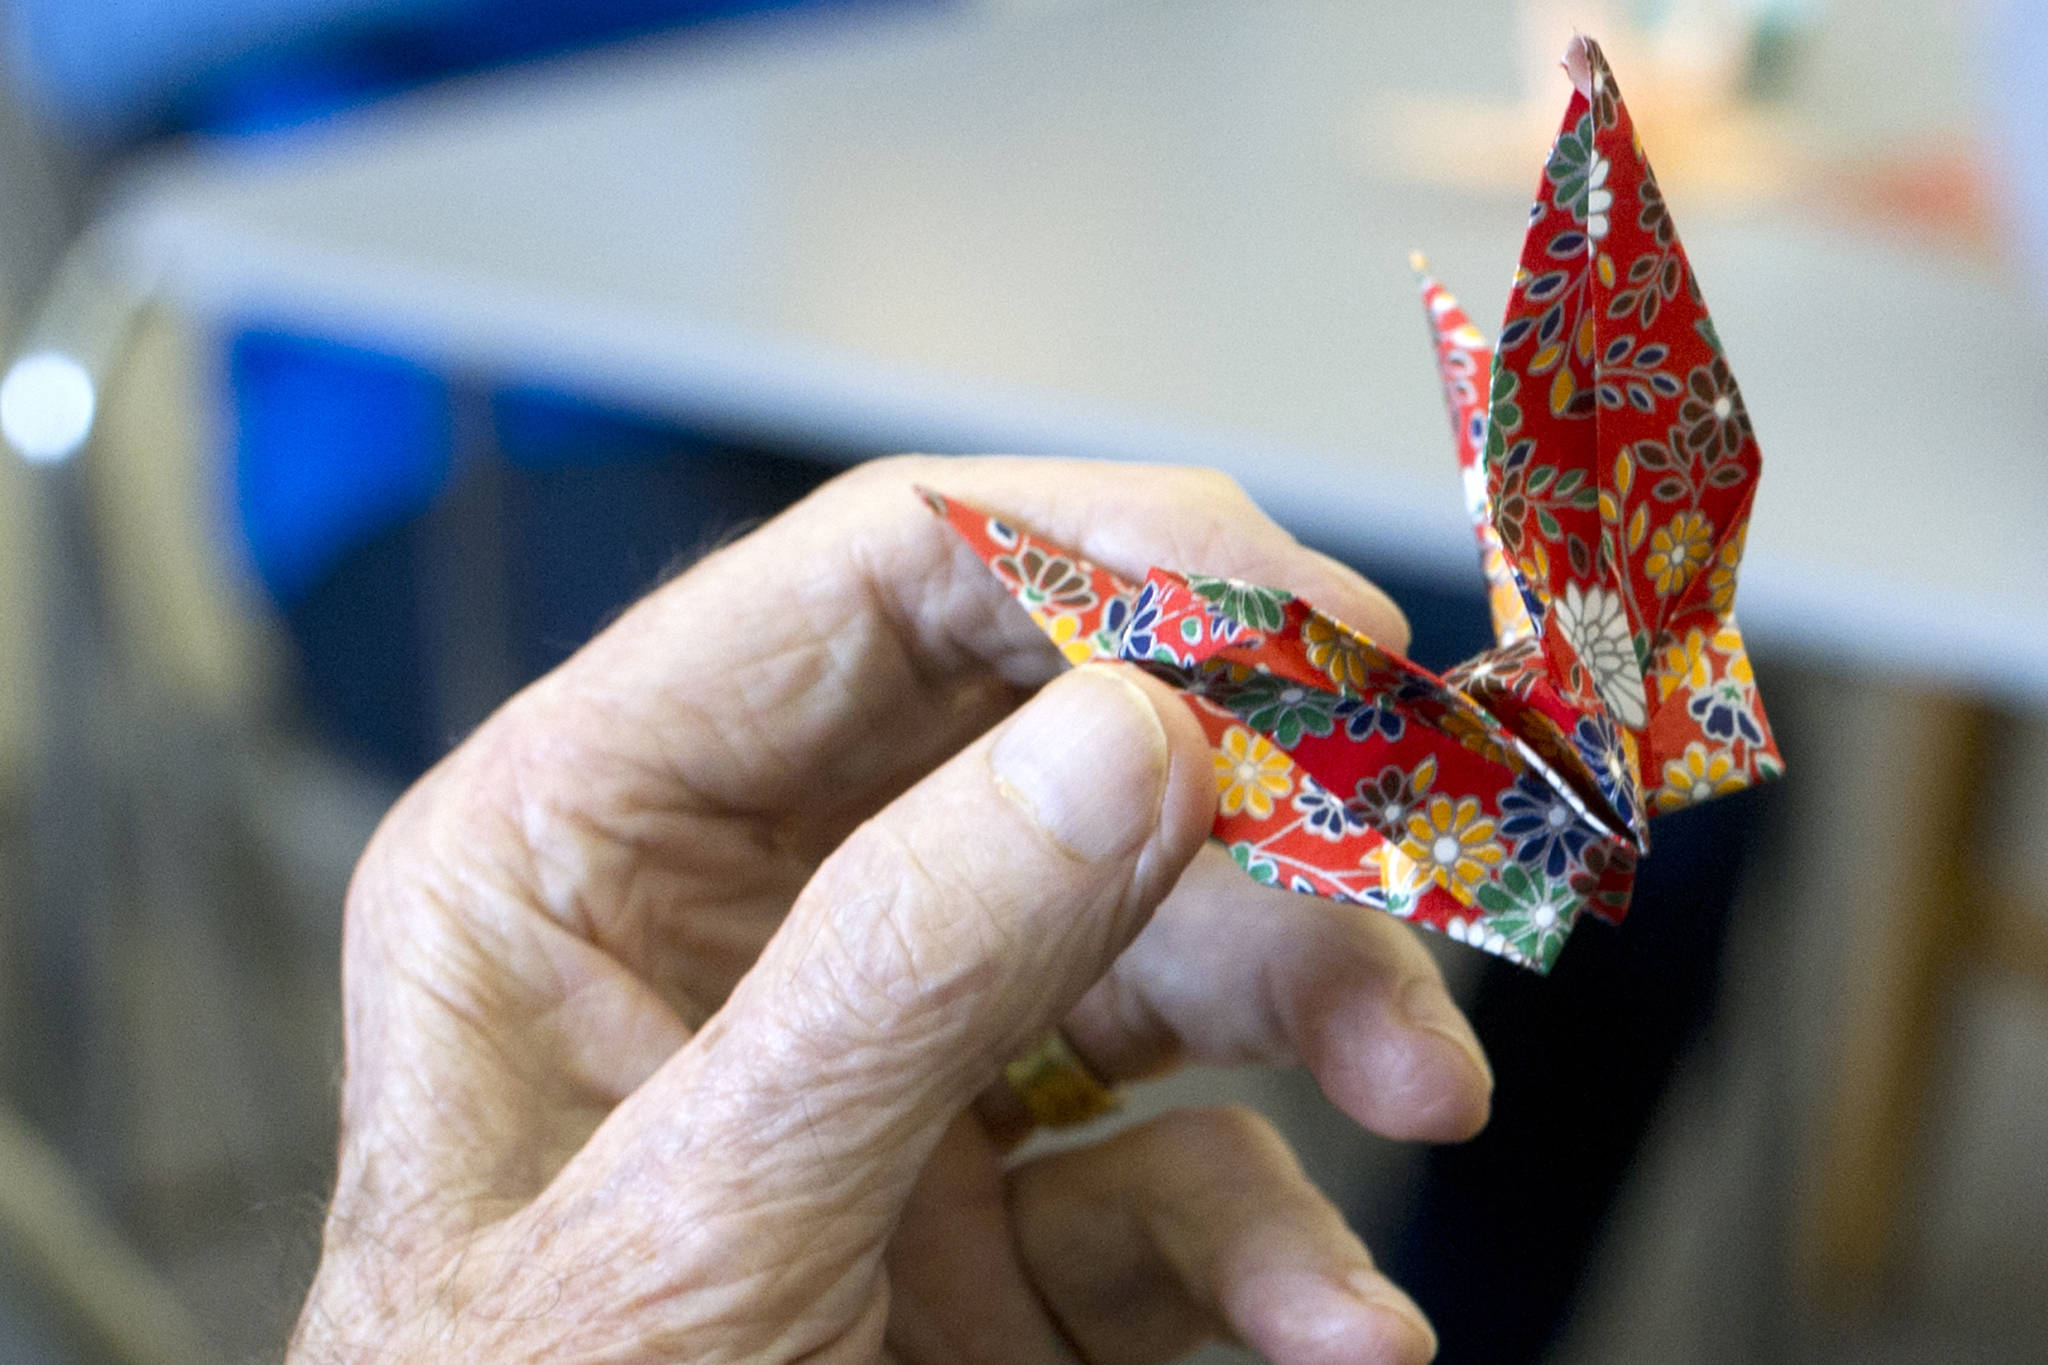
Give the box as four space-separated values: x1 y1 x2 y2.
289 458 1492 1365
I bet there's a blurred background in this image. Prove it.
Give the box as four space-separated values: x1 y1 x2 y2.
0 0 2044 1360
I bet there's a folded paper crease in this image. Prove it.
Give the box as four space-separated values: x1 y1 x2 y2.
925 35 1780 973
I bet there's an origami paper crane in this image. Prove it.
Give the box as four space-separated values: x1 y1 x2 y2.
927 35 1781 972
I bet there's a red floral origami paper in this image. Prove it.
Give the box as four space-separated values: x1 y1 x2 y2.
927 36 1781 972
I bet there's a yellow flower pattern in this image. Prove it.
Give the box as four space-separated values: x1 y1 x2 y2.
1214 726 1293 821
1030 609 1099 666
1302 612 1372 691
1436 706 1510 764
1486 564 1535 643
1712 623 1753 683
1655 742 1746 811
1655 627 1713 702
1644 510 1711 598
1707 524 1746 615
1401 794 1505 891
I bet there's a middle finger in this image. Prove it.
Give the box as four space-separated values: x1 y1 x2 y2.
981 847 1492 1145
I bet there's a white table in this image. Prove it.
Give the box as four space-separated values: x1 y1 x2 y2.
98 0 2048 703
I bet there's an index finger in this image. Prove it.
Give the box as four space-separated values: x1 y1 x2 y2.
413 455 1413 1030
886 455 1411 654
522 455 1410 818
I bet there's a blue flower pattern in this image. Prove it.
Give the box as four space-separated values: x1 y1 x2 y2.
1292 779 1366 842
1334 695 1405 743
1688 681 1764 747
1497 773 1592 877
1119 581 1191 668
1100 591 1131 639
1572 713 1640 833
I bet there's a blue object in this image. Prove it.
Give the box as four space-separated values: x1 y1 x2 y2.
12 0 852 139
229 330 453 604
234 335 840 776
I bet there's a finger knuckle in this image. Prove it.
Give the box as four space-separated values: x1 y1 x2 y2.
1179 465 1251 509
842 451 941 493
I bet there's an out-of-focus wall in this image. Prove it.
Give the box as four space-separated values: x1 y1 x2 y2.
0 445 38 790
90 315 276 717
0 313 276 801
0 46 66 796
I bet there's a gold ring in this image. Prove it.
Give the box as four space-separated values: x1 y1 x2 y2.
1003 1030 1121 1129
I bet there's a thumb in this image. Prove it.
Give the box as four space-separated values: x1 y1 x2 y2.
523 665 1215 1335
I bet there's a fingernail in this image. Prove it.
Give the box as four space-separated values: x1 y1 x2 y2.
1346 1269 1439 1362
1400 976 1493 1091
990 665 1168 862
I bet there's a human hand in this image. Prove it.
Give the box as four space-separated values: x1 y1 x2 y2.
289 457 1491 1364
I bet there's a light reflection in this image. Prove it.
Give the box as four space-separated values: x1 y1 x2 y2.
1 350 96 464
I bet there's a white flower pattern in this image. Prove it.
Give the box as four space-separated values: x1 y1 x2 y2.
1445 915 1518 964
1549 582 1646 727
928 37 1789 981
1585 151 1612 239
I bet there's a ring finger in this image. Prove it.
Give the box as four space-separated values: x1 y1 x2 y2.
1007 1105 1437 1365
